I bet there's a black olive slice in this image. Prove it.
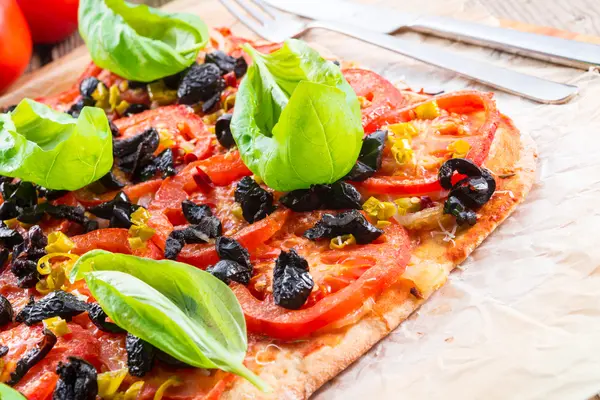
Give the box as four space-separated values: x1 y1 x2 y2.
7 329 57 386
53 357 98 400
36 187 69 201
438 158 482 190
164 217 221 260
99 171 126 190
177 63 226 105
448 168 496 208
123 103 150 116
0 294 14 327
79 77 100 99
234 56 248 78
443 196 477 226
88 191 139 229
280 182 362 212
215 237 251 270
181 200 212 224
273 249 314 310
126 333 155 377
16 291 88 325
0 222 24 247
234 177 275 223
1 181 37 209
346 129 388 182
0 345 8 357
86 303 125 334
45 204 86 225
204 51 237 75
10 226 46 288
207 259 252 285
0 248 9 274
304 210 383 244
137 148 176 181
215 113 235 149
0 201 19 220
113 128 160 177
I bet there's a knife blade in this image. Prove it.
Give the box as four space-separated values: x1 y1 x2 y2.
264 0 600 69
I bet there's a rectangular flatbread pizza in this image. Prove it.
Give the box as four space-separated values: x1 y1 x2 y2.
0 7 535 399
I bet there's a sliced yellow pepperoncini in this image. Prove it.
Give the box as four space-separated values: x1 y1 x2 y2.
154 376 182 400
43 316 71 337
45 232 75 254
394 197 422 216
97 368 129 399
148 81 178 106
123 381 145 400
330 234 357 250
447 139 471 159
115 100 131 116
414 100 441 120
108 85 121 112
376 220 391 229
231 204 244 220
36 252 80 294
223 92 237 112
92 82 110 109
390 138 413 166
128 208 155 250
362 197 397 221
388 122 418 138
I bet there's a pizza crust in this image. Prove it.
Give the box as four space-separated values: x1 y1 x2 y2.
222 114 537 399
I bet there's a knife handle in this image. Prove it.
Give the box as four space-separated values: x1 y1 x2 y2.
304 21 578 104
410 16 600 69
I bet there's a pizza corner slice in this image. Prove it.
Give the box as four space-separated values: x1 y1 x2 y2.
0 25 536 400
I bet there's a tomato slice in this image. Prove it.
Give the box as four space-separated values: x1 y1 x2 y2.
197 151 252 186
233 221 411 340
71 228 163 259
343 68 408 134
114 105 214 161
356 91 500 196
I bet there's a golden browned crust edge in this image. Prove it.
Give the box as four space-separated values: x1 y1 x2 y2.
223 116 538 400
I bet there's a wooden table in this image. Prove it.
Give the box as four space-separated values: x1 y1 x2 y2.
25 0 600 73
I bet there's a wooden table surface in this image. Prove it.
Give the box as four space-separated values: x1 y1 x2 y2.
25 0 600 73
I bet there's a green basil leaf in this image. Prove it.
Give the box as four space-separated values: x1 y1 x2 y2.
70 250 269 392
0 384 26 400
79 0 209 82
231 39 363 191
0 99 113 191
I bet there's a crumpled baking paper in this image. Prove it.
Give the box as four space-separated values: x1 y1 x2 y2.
2 0 599 399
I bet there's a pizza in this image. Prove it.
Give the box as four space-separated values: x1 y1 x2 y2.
0 9 536 400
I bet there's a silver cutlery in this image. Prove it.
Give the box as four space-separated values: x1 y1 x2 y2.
219 0 579 104
264 0 600 69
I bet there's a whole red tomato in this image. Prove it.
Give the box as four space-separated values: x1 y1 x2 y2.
17 0 79 44
0 0 32 94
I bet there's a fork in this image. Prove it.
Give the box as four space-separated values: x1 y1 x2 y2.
218 0 579 104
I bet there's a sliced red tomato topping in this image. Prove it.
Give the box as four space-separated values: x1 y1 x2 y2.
114 105 214 161
71 228 163 259
233 220 411 340
343 68 408 134
356 90 500 196
196 151 252 186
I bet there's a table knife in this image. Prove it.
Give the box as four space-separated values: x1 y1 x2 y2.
263 0 600 69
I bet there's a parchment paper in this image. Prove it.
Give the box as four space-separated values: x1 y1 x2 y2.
2 0 600 399
306 1 600 399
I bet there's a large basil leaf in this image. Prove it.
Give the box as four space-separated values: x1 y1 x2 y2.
0 99 113 190
79 0 209 81
231 39 363 191
70 250 269 391
0 384 26 400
